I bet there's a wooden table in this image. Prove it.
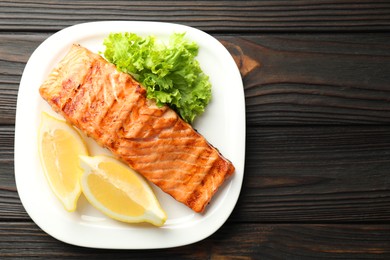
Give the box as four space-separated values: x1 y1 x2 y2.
1 1 390 258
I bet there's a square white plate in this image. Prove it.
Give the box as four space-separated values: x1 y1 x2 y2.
14 21 245 249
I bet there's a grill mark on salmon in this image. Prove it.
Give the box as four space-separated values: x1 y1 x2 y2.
39 44 235 213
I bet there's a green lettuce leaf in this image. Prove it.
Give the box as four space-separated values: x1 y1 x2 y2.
102 32 212 124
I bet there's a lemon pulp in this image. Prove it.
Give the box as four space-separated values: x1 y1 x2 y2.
38 112 88 211
80 155 167 226
87 171 145 216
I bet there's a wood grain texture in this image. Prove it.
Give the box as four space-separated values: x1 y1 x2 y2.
234 126 390 222
0 222 389 259
1 0 390 32
0 125 13 162
222 34 390 125
1 33 390 125
2 1 390 257
0 34 49 124
0 127 26 220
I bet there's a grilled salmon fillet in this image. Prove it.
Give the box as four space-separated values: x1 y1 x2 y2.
39 44 235 213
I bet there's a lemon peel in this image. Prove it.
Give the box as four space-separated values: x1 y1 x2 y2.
79 155 167 226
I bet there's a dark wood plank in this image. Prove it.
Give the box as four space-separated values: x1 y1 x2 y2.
0 33 49 124
233 126 390 222
3 125 390 222
0 222 389 259
1 33 390 125
0 124 27 220
0 125 13 162
0 126 27 220
0 163 27 220
222 34 390 125
0 177 26 220
1 0 390 32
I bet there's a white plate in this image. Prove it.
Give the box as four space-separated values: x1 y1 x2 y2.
14 21 245 249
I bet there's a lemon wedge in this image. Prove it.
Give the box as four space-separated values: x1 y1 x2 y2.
38 112 88 211
79 155 167 226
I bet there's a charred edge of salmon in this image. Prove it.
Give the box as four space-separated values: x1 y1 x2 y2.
187 158 235 212
182 122 235 212
39 44 235 213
